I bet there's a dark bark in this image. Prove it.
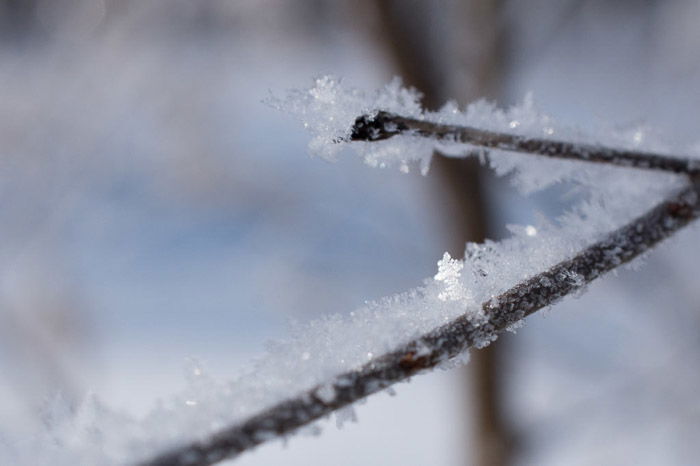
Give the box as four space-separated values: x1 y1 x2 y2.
350 111 700 175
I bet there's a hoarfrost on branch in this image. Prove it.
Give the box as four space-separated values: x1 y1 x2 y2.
11 76 700 466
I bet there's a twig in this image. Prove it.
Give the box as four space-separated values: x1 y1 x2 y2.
350 111 700 175
138 179 700 466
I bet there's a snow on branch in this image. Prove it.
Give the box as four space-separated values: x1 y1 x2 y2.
13 77 698 466
349 111 700 175
140 181 700 466
135 78 700 466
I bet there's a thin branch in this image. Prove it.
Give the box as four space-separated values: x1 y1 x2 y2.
350 111 700 175
138 180 700 466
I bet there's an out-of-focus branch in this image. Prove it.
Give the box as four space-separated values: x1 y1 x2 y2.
350 111 700 175
138 179 700 466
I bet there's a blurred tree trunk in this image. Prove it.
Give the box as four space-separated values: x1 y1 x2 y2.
364 1 513 465
0 0 87 414
0 0 36 40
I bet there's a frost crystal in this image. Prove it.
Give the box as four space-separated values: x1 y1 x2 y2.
275 75 431 170
434 252 472 305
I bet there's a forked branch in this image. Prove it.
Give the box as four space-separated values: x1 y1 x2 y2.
139 145 700 466
351 111 700 175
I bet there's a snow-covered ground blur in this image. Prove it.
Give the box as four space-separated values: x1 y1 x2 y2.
1 1 699 465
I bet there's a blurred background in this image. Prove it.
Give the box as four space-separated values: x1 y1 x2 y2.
0 1 699 465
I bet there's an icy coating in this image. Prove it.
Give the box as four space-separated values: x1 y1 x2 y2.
4 77 696 465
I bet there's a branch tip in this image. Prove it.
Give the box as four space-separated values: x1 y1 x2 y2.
350 111 407 142
349 111 699 176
